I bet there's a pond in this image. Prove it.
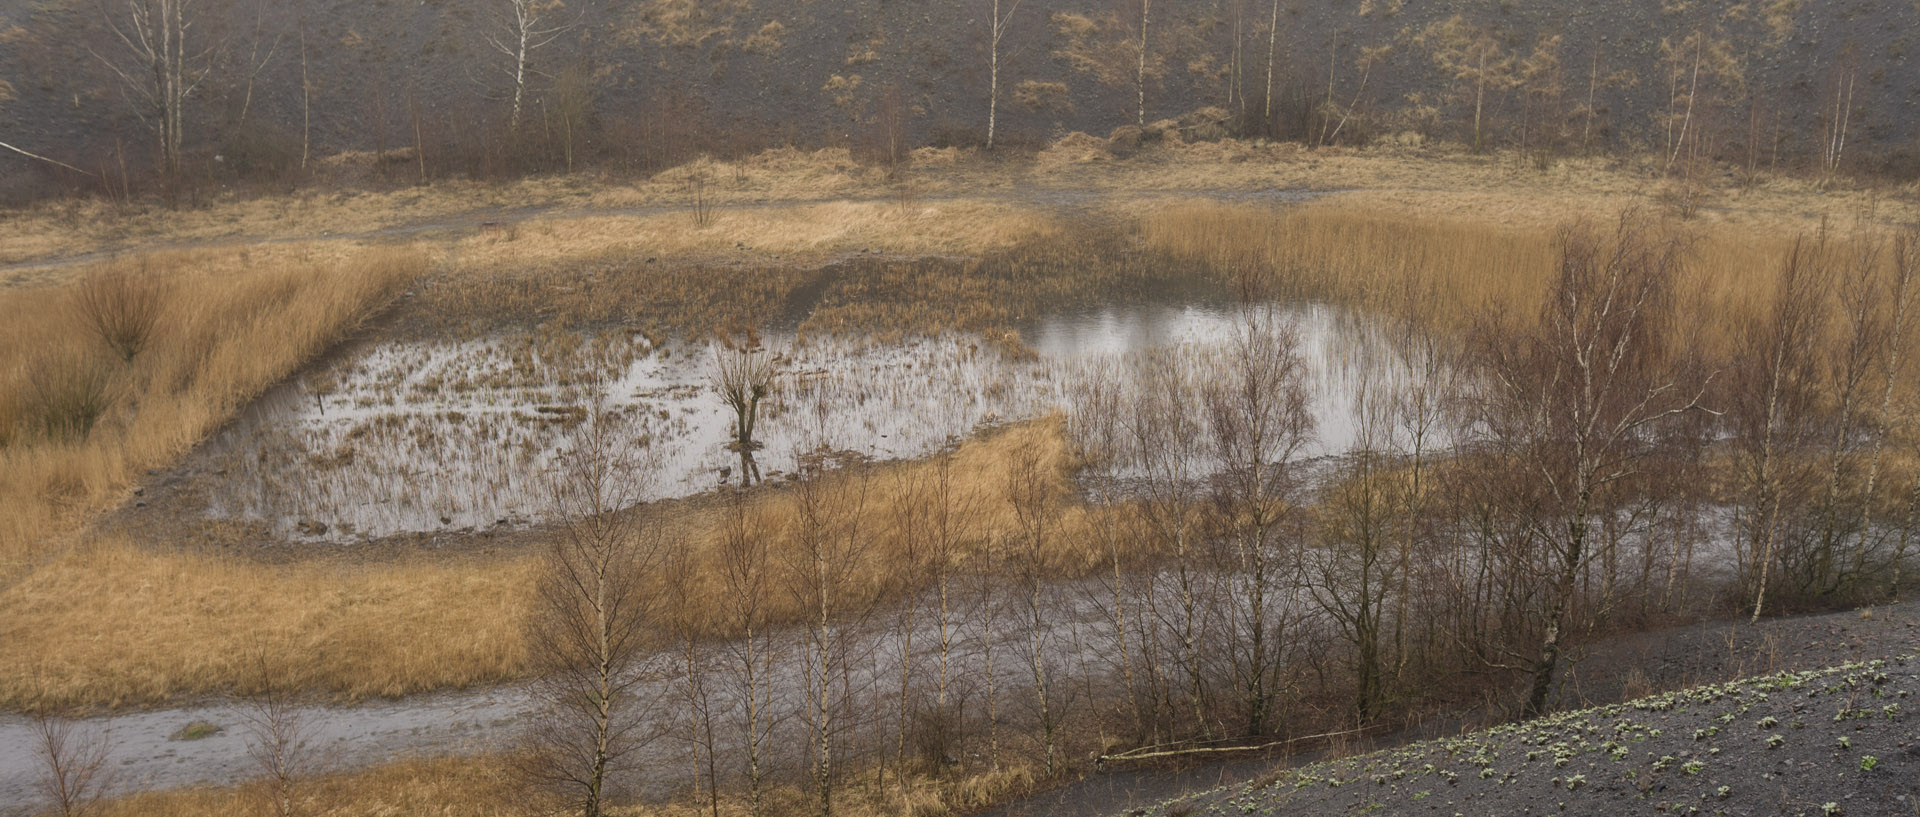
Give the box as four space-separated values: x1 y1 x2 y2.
199 301 1436 542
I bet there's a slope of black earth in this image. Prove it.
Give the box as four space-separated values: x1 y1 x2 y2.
1137 606 1920 817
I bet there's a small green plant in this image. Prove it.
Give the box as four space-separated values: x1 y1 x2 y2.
1716 785 1731 799
168 721 223 740
1682 760 1706 775
1566 774 1586 791
1860 755 1878 772
1766 734 1785 749
1756 716 1778 728
1822 802 1842 816
1836 736 1850 749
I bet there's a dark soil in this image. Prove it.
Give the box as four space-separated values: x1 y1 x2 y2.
1094 603 1920 817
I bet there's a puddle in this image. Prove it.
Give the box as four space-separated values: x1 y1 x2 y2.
196 302 1433 542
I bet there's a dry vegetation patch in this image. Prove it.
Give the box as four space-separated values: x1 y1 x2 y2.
0 540 538 711
0 247 423 574
1142 199 1908 356
444 198 1058 270
9 139 1910 274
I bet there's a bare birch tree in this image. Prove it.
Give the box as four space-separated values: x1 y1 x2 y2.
489 0 571 131
1128 348 1212 736
1473 212 1709 717
985 0 1022 149
1262 0 1280 128
1820 47 1858 180
1309 378 1401 723
1810 237 1885 594
1418 16 1517 153
522 408 668 817
785 451 873 817
1854 231 1920 588
91 0 213 202
1731 237 1828 623
1204 305 1311 734
1135 0 1151 125
1005 443 1060 776
717 488 773 816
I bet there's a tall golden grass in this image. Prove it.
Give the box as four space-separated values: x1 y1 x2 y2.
0 540 538 711
1141 201 1908 360
84 752 1039 817
87 755 526 817
0 247 424 574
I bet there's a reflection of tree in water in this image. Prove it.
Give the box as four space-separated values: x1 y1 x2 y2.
713 340 776 486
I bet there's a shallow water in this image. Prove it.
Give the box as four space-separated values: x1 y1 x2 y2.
199 302 1428 542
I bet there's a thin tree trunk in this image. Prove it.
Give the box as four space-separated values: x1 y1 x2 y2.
1137 0 1151 126
1263 0 1280 128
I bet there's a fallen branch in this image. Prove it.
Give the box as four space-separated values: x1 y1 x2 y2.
1096 725 1383 766
0 140 95 176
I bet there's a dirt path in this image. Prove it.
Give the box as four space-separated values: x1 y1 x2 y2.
4 597 1912 815
0 186 1318 284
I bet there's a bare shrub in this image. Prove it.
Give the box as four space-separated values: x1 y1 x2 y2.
73 263 166 363
689 172 714 228
34 713 114 817
238 653 313 817
27 351 119 443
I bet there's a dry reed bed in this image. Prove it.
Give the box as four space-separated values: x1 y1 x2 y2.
0 247 424 574
0 540 538 710
1143 201 1917 362
442 199 1059 269
85 755 525 817
0 420 1101 711
84 752 1039 817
